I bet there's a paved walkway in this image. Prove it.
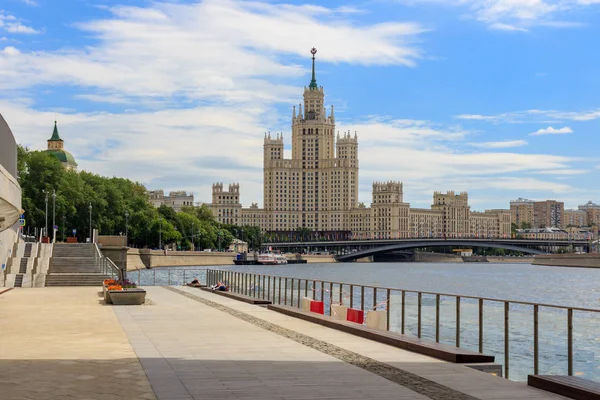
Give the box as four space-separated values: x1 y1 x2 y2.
0 286 568 400
117 286 566 400
0 287 156 400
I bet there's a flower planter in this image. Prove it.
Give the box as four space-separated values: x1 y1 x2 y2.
107 289 146 305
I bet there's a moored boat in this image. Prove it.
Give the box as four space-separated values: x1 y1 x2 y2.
257 253 288 265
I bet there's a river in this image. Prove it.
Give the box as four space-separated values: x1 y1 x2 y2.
132 262 600 382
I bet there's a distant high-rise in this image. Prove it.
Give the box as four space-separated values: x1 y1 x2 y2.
209 49 511 240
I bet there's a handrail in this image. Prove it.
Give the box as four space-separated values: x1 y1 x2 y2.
206 269 600 313
206 268 600 381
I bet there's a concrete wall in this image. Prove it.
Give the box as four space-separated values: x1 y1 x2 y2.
98 236 127 247
415 252 463 263
0 226 18 283
295 254 337 263
533 254 600 268
127 249 234 270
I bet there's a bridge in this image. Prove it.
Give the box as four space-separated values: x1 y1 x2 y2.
264 238 591 262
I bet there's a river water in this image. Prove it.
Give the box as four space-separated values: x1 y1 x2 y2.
132 262 600 382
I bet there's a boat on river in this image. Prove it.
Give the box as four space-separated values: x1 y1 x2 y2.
257 253 288 265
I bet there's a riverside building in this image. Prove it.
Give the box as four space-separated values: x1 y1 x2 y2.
209 49 511 240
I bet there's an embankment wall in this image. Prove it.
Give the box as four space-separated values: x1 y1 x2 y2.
533 254 600 268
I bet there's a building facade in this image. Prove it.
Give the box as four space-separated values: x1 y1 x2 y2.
564 209 587 227
578 201 600 227
45 122 78 171
0 114 22 272
148 190 194 212
533 200 564 228
510 198 534 228
208 49 511 240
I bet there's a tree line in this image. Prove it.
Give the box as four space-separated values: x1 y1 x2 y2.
17 146 262 251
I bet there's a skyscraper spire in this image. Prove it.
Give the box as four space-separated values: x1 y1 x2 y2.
309 47 318 89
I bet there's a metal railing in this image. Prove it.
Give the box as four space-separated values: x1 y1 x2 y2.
206 268 600 381
94 244 122 280
128 267 208 287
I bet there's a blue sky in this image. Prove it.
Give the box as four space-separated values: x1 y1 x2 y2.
1 0 600 210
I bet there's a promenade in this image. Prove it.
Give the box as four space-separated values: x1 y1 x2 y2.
0 287 568 400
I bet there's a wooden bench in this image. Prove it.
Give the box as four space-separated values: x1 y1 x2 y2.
268 304 494 364
200 287 272 305
528 375 600 400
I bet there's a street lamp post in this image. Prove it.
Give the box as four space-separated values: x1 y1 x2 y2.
159 217 162 250
125 210 129 242
52 189 56 243
44 191 48 239
89 203 92 243
62 215 66 242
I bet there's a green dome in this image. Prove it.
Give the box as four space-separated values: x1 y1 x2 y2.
46 149 78 167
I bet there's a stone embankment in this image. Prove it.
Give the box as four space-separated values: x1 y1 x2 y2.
124 249 337 270
533 254 600 268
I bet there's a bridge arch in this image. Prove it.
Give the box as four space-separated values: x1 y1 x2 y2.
336 240 547 262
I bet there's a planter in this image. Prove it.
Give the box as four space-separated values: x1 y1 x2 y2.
107 289 146 305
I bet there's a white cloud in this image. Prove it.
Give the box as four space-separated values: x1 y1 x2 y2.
0 0 590 211
0 0 425 104
396 0 594 30
456 108 600 123
0 11 39 34
468 140 528 148
530 126 573 135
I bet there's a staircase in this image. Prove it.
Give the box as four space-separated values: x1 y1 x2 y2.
45 244 109 286
14 243 33 288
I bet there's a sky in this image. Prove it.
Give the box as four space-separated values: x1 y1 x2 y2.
1 0 600 211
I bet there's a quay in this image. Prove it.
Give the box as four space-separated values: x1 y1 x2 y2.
1 286 571 400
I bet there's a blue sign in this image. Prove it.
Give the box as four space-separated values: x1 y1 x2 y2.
72 229 77 235
19 219 25 227
53 225 58 230
1 264 5 270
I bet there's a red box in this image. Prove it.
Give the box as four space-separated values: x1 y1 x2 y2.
309 300 324 314
346 308 364 324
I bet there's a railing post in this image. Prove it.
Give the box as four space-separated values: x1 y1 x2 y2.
350 285 354 308
290 278 294 306
505 302 510 379
360 286 365 311
479 299 484 353
284 278 288 305
534 304 539 375
298 280 302 305
436 294 440 343
339 283 343 305
329 282 334 314
568 308 573 376
401 291 406 335
456 296 461 348
263 275 266 299
386 289 391 331
153 269 156 286
273 276 276 302
268 276 271 300
312 280 316 300
418 292 422 338
320 281 325 303
183 270 186 285
305 280 309 298
278 277 282 304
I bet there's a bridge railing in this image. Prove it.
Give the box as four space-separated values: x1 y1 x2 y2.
206 268 600 382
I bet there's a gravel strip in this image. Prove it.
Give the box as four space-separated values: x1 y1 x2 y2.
165 286 480 400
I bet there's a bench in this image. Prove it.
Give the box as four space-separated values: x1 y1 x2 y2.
200 287 272 305
528 375 600 400
268 304 494 364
